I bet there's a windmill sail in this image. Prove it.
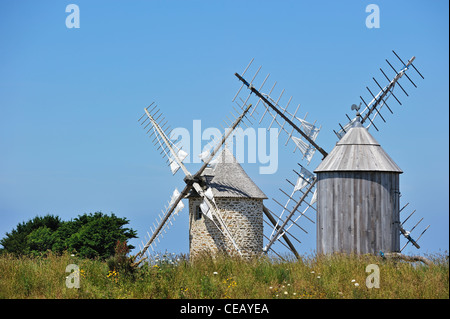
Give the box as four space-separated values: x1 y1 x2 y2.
335 51 424 139
232 59 327 258
263 176 317 253
139 103 190 176
135 102 254 261
293 167 315 192
399 202 430 252
265 165 317 251
169 149 189 175
233 59 328 165
291 136 316 164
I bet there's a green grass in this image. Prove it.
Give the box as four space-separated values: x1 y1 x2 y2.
0 251 448 299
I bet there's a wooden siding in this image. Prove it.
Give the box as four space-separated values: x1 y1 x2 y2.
316 172 400 255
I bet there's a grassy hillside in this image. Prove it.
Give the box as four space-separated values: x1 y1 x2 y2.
0 251 448 299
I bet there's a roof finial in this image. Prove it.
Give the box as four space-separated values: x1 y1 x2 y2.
351 102 362 120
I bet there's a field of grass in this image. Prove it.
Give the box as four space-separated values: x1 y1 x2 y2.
0 251 448 299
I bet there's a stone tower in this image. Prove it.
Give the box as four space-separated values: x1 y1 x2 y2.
188 148 267 259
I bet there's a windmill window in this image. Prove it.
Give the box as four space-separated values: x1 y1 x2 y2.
195 205 202 220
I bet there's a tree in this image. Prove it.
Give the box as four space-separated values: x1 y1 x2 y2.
0 215 61 255
63 212 137 259
0 212 137 259
26 226 55 255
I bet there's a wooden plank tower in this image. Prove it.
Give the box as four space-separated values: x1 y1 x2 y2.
314 115 403 255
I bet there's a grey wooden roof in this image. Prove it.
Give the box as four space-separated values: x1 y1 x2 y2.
314 119 403 173
190 147 267 199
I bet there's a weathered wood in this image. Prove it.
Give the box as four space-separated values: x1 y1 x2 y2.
264 178 317 253
315 122 403 173
315 121 402 256
234 72 328 158
262 206 300 259
316 171 400 255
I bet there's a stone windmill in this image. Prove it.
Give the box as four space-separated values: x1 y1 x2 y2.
134 103 257 263
135 102 295 262
187 147 267 259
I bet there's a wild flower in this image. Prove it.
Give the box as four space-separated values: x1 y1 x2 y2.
107 269 119 283
222 277 237 298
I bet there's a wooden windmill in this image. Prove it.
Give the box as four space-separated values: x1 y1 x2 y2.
232 51 429 257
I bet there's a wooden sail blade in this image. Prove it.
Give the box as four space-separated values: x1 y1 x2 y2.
192 102 253 179
135 183 192 261
234 73 327 161
140 104 192 178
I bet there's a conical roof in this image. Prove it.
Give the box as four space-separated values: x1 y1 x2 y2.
191 147 267 199
314 119 402 173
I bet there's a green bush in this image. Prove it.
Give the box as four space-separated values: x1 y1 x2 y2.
0 212 137 260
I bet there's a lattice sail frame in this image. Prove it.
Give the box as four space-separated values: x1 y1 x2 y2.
231 51 428 258
135 102 255 263
334 50 425 138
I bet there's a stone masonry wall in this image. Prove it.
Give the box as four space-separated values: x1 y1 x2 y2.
189 197 263 259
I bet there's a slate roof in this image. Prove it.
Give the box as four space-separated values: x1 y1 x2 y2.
189 147 267 199
314 118 403 173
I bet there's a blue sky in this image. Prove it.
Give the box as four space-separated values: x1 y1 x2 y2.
0 0 448 256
